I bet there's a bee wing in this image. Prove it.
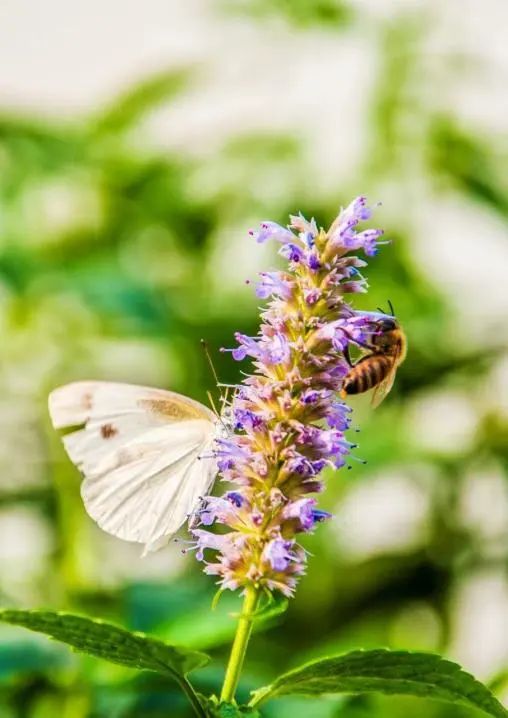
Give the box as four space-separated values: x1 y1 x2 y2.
371 343 405 408
370 365 398 408
48 381 218 554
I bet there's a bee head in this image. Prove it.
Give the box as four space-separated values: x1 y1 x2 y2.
370 315 400 352
372 301 398 333
377 317 398 333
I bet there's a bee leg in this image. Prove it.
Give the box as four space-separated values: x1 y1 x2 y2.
353 337 376 351
341 327 374 353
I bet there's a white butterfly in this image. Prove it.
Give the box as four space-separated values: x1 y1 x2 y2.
48 381 220 556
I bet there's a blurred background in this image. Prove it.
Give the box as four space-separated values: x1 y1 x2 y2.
0 0 507 716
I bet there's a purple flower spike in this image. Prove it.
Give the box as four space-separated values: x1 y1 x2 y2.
190 196 393 598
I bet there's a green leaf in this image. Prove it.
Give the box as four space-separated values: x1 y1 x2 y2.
0 609 208 678
249 649 508 718
0 610 210 717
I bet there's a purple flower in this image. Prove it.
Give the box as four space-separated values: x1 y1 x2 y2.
230 334 259 362
315 321 350 351
263 538 294 572
284 452 325 477
326 401 352 430
327 196 384 258
315 311 382 352
282 498 333 532
230 331 291 366
255 272 293 300
283 498 315 530
354 229 384 256
279 243 306 263
226 491 244 508
312 509 333 523
249 221 294 244
307 252 321 271
289 213 318 239
300 388 329 405
304 288 321 305
188 529 231 561
215 438 250 471
284 454 313 476
234 408 264 431
197 497 238 526
190 196 393 598
262 332 291 364
342 195 373 223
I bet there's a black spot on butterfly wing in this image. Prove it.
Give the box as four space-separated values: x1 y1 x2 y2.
100 423 118 439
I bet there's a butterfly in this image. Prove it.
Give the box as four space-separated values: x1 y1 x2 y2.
48 381 220 555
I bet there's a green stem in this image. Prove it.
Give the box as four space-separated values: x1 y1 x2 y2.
179 676 207 718
220 586 260 704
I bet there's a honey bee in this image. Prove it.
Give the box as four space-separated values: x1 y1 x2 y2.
340 307 407 407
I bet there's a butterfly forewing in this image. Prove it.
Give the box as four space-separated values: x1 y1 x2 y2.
48 381 218 554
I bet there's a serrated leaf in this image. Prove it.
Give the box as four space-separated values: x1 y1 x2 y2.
249 649 508 718
0 609 209 677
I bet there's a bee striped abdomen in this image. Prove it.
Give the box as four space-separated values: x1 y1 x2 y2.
342 354 392 396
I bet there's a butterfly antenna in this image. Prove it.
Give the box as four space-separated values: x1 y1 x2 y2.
201 339 231 424
206 390 220 417
201 339 220 387
221 385 231 411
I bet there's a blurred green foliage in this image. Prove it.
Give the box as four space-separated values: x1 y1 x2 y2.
0 3 507 718
223 0 350 28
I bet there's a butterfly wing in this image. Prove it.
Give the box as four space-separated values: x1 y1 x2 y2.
48 381 218 554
